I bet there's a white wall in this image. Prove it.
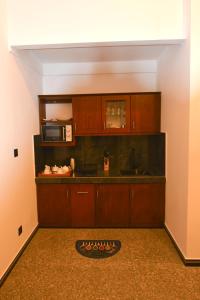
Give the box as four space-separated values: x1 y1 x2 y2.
0 0 42 280
158 0 200 260
187 0 200 258
158 43 190 257
7 0 184 47
43 60 158 94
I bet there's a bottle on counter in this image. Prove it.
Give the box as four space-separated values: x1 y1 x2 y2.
103 157 109 172
103 151 110 172
70 157 75 177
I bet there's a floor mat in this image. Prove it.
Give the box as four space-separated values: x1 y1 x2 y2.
75 240 121 259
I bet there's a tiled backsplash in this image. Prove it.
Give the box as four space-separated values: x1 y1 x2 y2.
34 134 165 176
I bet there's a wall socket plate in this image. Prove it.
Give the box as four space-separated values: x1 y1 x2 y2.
18 225 22 236
14 148 18 157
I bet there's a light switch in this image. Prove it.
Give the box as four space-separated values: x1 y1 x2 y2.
14 148 18 157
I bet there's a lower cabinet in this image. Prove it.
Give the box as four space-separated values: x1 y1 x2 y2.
37 183 95 227
37 184 71 227
37 182 165 228
129 183 165 227
70 184 95 227
96 184 129 227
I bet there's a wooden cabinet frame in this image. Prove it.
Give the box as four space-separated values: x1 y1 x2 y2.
39 92 161 142
38 95 75 147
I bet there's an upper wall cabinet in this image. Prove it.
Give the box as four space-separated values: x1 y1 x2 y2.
72 95 102 135
130 93 161 133
72 92 161 136
38 92 161 144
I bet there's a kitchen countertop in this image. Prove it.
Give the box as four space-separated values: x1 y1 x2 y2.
35 173 166 184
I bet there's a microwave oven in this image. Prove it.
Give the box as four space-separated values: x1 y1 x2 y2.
41 124 72 142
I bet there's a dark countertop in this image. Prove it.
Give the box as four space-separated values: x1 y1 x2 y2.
35 173 166 184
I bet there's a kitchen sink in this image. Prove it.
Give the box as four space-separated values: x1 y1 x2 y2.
77 164 97 176
120 169 152 176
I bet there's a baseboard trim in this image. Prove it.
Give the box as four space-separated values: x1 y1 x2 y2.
0 225 39 287
164 225 200 266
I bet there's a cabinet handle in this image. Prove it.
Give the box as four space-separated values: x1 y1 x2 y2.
132 120 135 129
74 123 76 132
66 190 69 199
131 190 134 199
96 190 99 198
77 191 89 194
62 127 65 141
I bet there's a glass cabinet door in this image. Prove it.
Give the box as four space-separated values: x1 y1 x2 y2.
102 95 130 132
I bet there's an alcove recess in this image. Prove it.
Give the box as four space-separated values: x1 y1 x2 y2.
39 95 75 147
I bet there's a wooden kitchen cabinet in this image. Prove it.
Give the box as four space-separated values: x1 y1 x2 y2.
36 182 165 228
72 95 102 135
72 93 160 135
37 184 71 227
102 95 131 134
96 184 130 227
129 183 165 227
38 92 161 138
130 93 161 133
70 184 95 227
37 183 95 227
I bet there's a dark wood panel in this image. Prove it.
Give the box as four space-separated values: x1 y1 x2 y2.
72 96 102 135
130 183 165 227
96 184 129 227
37 184 71 227
70 184 95 227
130 93 161 133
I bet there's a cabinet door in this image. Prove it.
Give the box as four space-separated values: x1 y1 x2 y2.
102 95 131 133
37 184 71 227
96 184 129 227
72 96 102 135
70 184 95 227
130 183 165 227
130 93 161 133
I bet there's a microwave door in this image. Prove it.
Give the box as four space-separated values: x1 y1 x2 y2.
42 125 64 142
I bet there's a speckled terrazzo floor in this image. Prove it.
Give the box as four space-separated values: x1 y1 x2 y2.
1 229 200 300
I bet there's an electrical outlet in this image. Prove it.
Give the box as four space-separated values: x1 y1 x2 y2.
18 225 22 236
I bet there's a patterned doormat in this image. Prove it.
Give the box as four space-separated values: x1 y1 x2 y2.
75 240 121 259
